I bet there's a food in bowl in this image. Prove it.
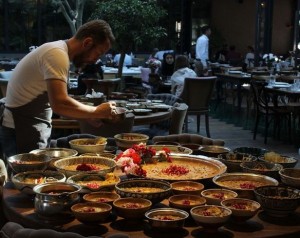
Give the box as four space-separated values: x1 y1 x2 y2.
140 155 227 181
145 208 189 229
190 205 232 228
71 202 112 223
12 170 66 195
168 194 206 211
171 181 204 195
198 145 231 157
114 133 149 150
69 137 107 154
240 161 283 179
261 152 297 168
254 186 300 217
54 156 116 177
201 188 238 205
217 152 257 172
279 168 300 188
7 153 52 173
113 197 152 219
67 172 120 192
221 198 260 222
83 191 120 204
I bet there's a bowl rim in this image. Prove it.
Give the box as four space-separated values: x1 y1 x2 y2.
71 201 112 213
254 185 300 199
114 133 149 142
240 161 283 171
145 207 189 220
190 204 232 217
83 191 121 202
279 168 300 180
201 188 238 198
113 197 152 208
171 181 205 190
7 153 52 163
168 194 206 205
220 197 261 210
12 170 66 184
69 137 108 147
30 147 78 156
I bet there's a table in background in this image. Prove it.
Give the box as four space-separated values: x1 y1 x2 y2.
3 182 300 238
215 72 251 111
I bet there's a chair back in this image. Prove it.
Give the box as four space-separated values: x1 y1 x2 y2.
250 80 269 113
180 77 217 111
141 67 151 83
169 103 188 134
79 113 135 137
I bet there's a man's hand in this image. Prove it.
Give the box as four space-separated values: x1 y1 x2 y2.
94 101 117 119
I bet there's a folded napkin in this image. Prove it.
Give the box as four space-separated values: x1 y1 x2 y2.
228 70 243 74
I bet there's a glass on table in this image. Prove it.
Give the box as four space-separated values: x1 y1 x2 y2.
268 75 276 86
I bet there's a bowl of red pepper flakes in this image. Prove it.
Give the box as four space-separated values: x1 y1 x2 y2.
221 198 261 222
168 194 206 212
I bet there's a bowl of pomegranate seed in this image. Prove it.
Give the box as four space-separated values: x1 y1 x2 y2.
168 194 206 211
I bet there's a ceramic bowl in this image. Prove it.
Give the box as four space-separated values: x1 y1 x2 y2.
213 172 279 199
190 205 232 228
233 147 269 157
217 152 257 172
69 137 107 154
171 181 205 195
168 194 206 211
54 156 116 178
83 191 121 205
71 202 112 223
30 148 78 170
240 161 283 179
7 153 52 174
201 188 238 205
254 186 300 217
66 172 120 193
115 178 172 204
279 168 300 188
114 133 149 150
113 197 152 219
197 145 231 158
145 208 189 229
221 198 261 222
259 152 298 168
12 170 66 195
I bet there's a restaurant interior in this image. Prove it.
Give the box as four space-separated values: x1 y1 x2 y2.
1 0 300 237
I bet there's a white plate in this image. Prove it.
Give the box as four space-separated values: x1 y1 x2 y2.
133 109 152 115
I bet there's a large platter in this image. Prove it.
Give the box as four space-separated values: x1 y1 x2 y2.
141 155 227 181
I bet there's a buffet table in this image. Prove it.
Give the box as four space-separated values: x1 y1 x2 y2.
3 181 300 238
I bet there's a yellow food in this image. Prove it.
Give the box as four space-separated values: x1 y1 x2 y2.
264 152 286 163
122 187 165 193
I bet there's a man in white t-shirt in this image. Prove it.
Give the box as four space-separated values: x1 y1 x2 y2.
0 20 118 157
196 25 211 68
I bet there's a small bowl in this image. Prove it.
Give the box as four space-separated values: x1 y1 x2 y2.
254 186 300 217
198 145 231 157
54 156 116 178
145 208 189 229
240 161 283 179
67 172 120 193
115 178 172 204
171 181 204 195
7 153 51 174
201 188 238 205
113 197 152 219
260 152 298 168
30 148 78 170
279 168 300 188
221 198 261 222
233 147 269 157
213 172 279 199
83 192 120 205
71 202 112 223
114 133 149 150
12 170 66 196
190 205 232 228
217 152 257 172
168 194 206 211
69 137 107 154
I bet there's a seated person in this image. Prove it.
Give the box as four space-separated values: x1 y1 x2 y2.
170 55 197 97
76 60 103 95
113 53 132 66
160 52 175 80
244 45 255 69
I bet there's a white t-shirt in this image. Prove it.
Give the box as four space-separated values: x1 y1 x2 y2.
3 40 69 128
113 54 132 66
171 67 197 97
196 34 209 67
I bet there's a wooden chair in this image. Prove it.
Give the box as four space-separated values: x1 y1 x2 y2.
250 80 291 144
180 77 217 137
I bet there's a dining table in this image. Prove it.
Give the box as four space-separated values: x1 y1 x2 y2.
214 72 251 111
2 178 300 238
103 67 141 78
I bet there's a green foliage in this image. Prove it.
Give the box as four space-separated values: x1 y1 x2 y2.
90 0 167 51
